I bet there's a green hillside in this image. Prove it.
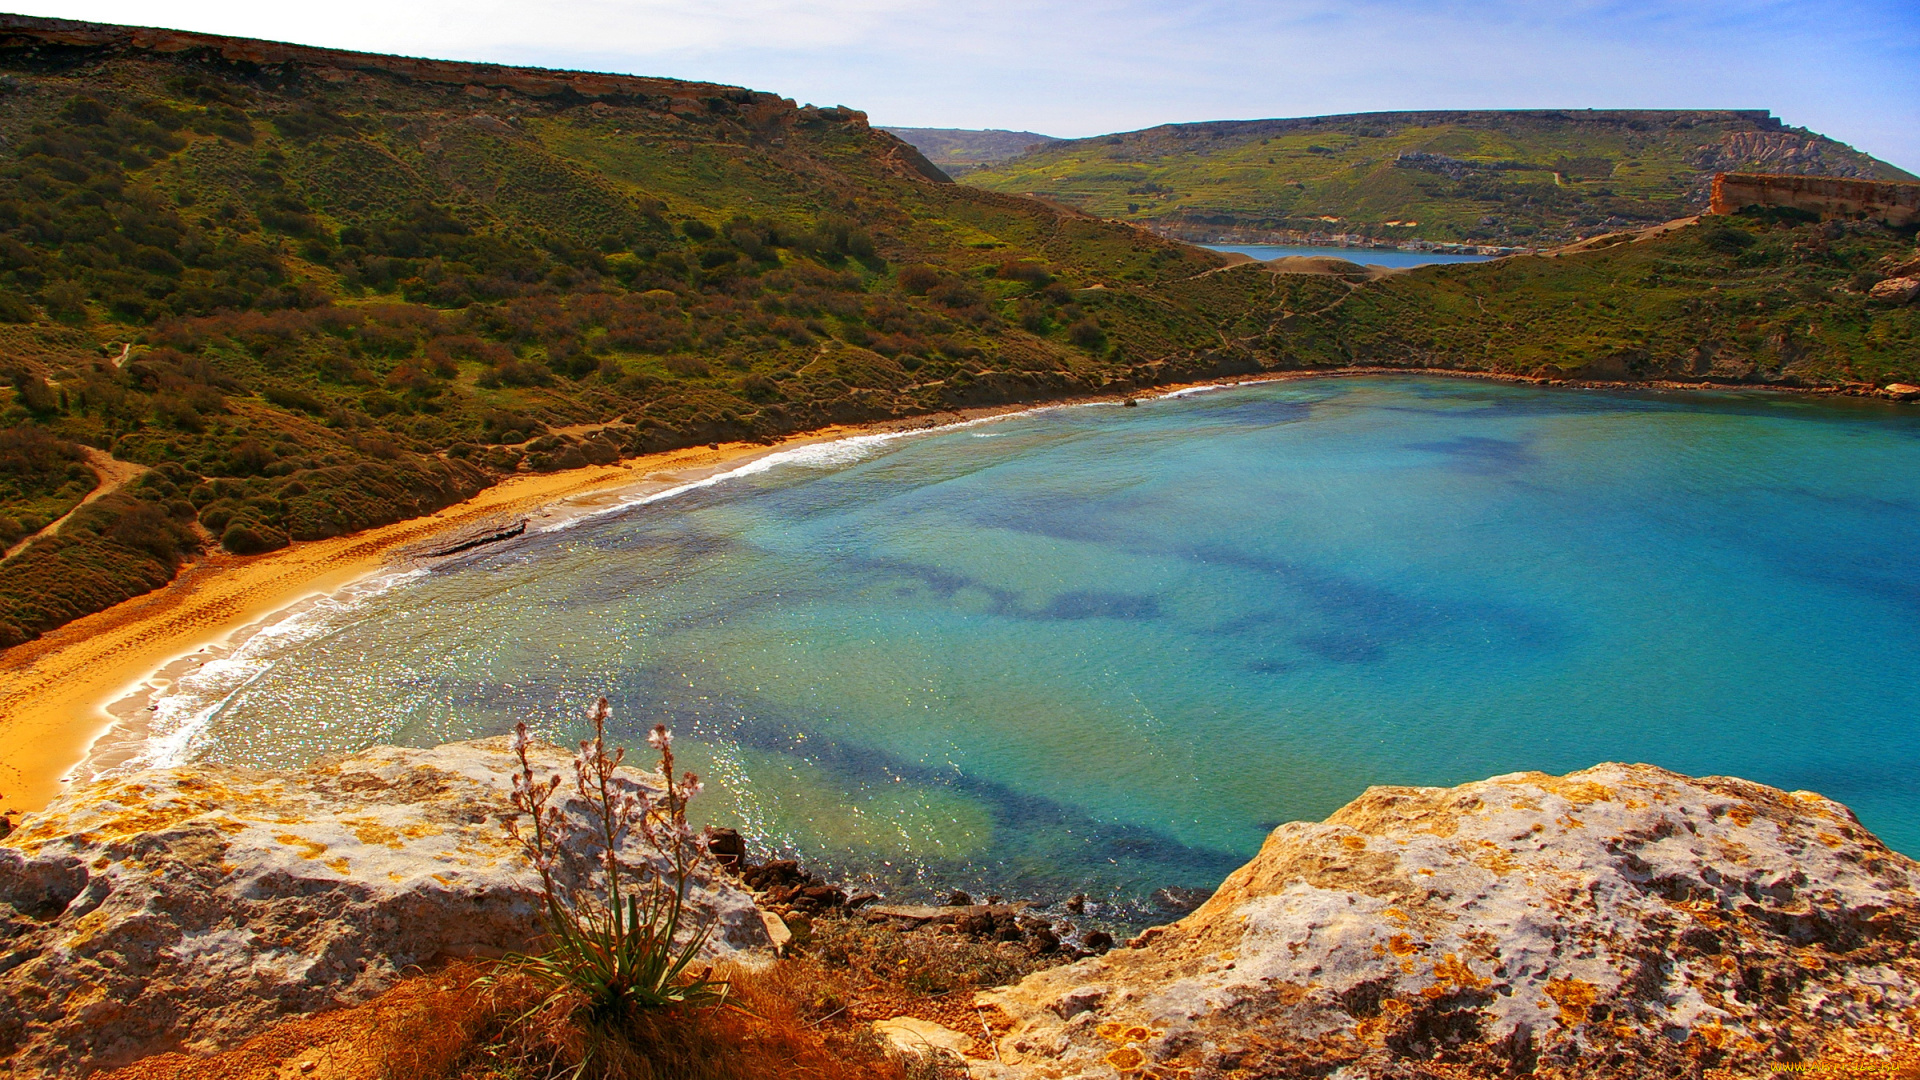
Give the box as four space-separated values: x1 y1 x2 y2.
961 110 1915 247
0 15 1252 647
881 127 1063 176
1259 217 1920 384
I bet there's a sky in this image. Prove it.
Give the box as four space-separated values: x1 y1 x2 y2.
20 1 1920 172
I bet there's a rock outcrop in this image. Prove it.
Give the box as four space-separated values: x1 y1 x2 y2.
977 764 1920 1079
0 738 769 1078
1869 276 1920 304
1710 172 1920 228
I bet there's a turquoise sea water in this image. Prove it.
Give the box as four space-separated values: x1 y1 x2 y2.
1201 243 1494 267
163 377 1920 914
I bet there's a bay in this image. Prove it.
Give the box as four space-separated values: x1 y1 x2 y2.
150 377 1920 915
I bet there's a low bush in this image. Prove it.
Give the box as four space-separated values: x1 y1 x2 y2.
220 520 287 555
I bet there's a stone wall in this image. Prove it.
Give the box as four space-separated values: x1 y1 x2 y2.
1711 171 1920 227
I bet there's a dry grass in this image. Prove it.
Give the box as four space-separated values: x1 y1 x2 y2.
380 961 942 1080
95 907 1083 1080
97 957 967 1080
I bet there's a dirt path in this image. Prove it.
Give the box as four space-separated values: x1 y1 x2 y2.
0 447 149 563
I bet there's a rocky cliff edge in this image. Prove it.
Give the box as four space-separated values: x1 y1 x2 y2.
0 738 769 1078
976 763 1920 1079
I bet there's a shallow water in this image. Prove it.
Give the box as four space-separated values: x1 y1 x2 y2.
1201 242 1493 267
156 377 1920 913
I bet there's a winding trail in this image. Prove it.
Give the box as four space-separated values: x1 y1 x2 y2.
0 447 149 564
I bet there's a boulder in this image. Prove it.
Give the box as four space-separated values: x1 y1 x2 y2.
1869 275 1920 303
703 825 747 868
977 764 1920 1079
0 738 769 1078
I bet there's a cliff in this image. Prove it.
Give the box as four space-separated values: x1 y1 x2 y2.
1710 172 1920 228
0 738 770 1078
977 764 1920 1079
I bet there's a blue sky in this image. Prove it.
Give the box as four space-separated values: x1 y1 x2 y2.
25 1 1920 171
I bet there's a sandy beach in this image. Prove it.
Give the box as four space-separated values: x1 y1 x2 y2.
0 423 935 814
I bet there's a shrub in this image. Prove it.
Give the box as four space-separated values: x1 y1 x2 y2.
262 385 327 414
0 424 82 478
996 259 1053 287
664 355 710 378
896 265 943 294
1702 225 1758 254
504 701 729 1028
11 372 56 415
1066 318 1108 351
227 439 275 475
220 520 286 555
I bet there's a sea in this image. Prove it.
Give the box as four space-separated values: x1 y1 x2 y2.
1201 243 1495 268
128 377 1920 920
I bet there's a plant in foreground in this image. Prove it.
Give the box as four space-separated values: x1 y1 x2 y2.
505 698 729 1024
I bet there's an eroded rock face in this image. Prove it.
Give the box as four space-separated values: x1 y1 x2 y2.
0 738 768 1078
978 764 1920 1079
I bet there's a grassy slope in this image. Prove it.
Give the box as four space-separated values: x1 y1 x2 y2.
1261 216 1920 384
0 16 1259 647
962 111 1915 246
880 128 1064 177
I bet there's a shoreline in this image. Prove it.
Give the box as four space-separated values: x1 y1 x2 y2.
0 397 1107 813
0 367 1905 813
0 426 881 813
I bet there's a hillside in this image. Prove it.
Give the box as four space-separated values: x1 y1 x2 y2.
1260 214 1920 385
880 127 1062 177
960 109 1915 246
0 15 1250 648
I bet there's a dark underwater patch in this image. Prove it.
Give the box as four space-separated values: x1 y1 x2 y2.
1295 631 1386 664
1034 590 1160 621
599 672 1251 904
1406 434 1536 474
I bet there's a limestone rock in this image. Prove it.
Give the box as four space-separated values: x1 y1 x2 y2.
0 738 769 1078
874 1016 972 1058
1869 276 1920 303
978 764 1920 1078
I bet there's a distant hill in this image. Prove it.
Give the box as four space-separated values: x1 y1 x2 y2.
882 127 1063 176
960 110 1916 246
